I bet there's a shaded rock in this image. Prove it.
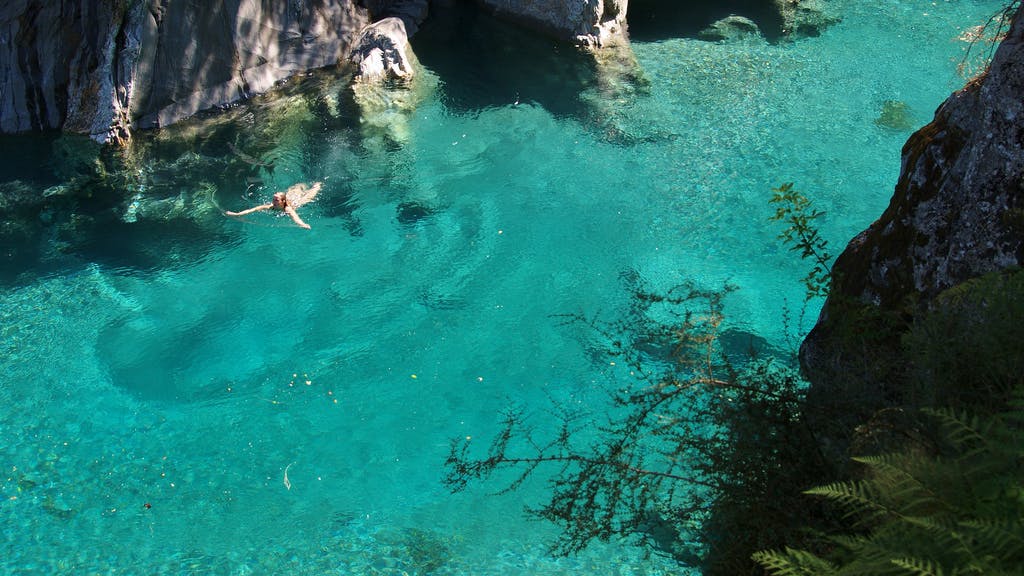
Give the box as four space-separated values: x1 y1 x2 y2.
699 15 763 43
362 0 430 36
801 9 1024 404
474 0 628 47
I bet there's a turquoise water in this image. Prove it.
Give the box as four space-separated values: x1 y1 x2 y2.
0 2 1005 573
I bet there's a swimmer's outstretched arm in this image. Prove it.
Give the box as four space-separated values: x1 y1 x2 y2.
285 206 312 229
225 203 273 217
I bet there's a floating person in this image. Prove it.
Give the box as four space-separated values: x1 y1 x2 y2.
225 181 323 229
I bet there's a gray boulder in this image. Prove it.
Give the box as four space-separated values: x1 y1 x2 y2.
350 17 417 82
349 17 435 147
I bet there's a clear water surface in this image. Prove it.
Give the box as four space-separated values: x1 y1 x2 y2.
0 1 1005 573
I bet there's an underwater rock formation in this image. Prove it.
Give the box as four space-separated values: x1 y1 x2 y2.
773 0 839 38
873 100 915 130
801 8 1024 390
698 15 763 42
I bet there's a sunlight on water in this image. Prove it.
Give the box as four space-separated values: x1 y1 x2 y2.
0 1 1006 573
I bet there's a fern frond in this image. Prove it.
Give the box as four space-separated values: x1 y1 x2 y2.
890 557 944 576
923 408 987 450
849 455 947 517
806 480 900 522
960 518 1024 558
752 547 838 576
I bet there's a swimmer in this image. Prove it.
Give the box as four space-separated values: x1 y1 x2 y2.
225 181 323 229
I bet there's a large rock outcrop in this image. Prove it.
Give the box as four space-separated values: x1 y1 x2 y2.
474 0 628 46
1 0 372 143
801 8 1023 399
0 0 635 143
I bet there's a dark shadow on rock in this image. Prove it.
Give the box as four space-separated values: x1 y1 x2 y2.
411 3 600 117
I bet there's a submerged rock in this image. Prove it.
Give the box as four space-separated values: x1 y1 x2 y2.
699 15 763 43
396 201 435 225
874 100 915 130
773 0 840 39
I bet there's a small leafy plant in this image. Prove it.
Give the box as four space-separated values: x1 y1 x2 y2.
769 183 833 301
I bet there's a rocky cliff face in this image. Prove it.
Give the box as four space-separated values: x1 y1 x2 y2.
801 7 1023 394
1 0 372 143
1 0 840 142
1 0 625 142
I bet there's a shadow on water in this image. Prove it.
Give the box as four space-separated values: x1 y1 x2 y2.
412 3 599 117
626 0 784 42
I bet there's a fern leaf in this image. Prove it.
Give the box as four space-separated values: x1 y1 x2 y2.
960 518 1024 558
752 547 838 576
890 557 944 576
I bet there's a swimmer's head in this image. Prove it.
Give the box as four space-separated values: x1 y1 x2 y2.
272 192 287 208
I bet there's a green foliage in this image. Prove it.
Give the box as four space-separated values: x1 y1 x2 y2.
754 393 1024 576
902 268 1024 411
751 547 838 576
444 279 834 573
769 183 833 301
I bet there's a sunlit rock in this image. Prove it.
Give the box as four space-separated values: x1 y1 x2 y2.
0 1 372 143
350 17 417 82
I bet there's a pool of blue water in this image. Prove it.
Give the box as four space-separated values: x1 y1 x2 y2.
0 1 1005 573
